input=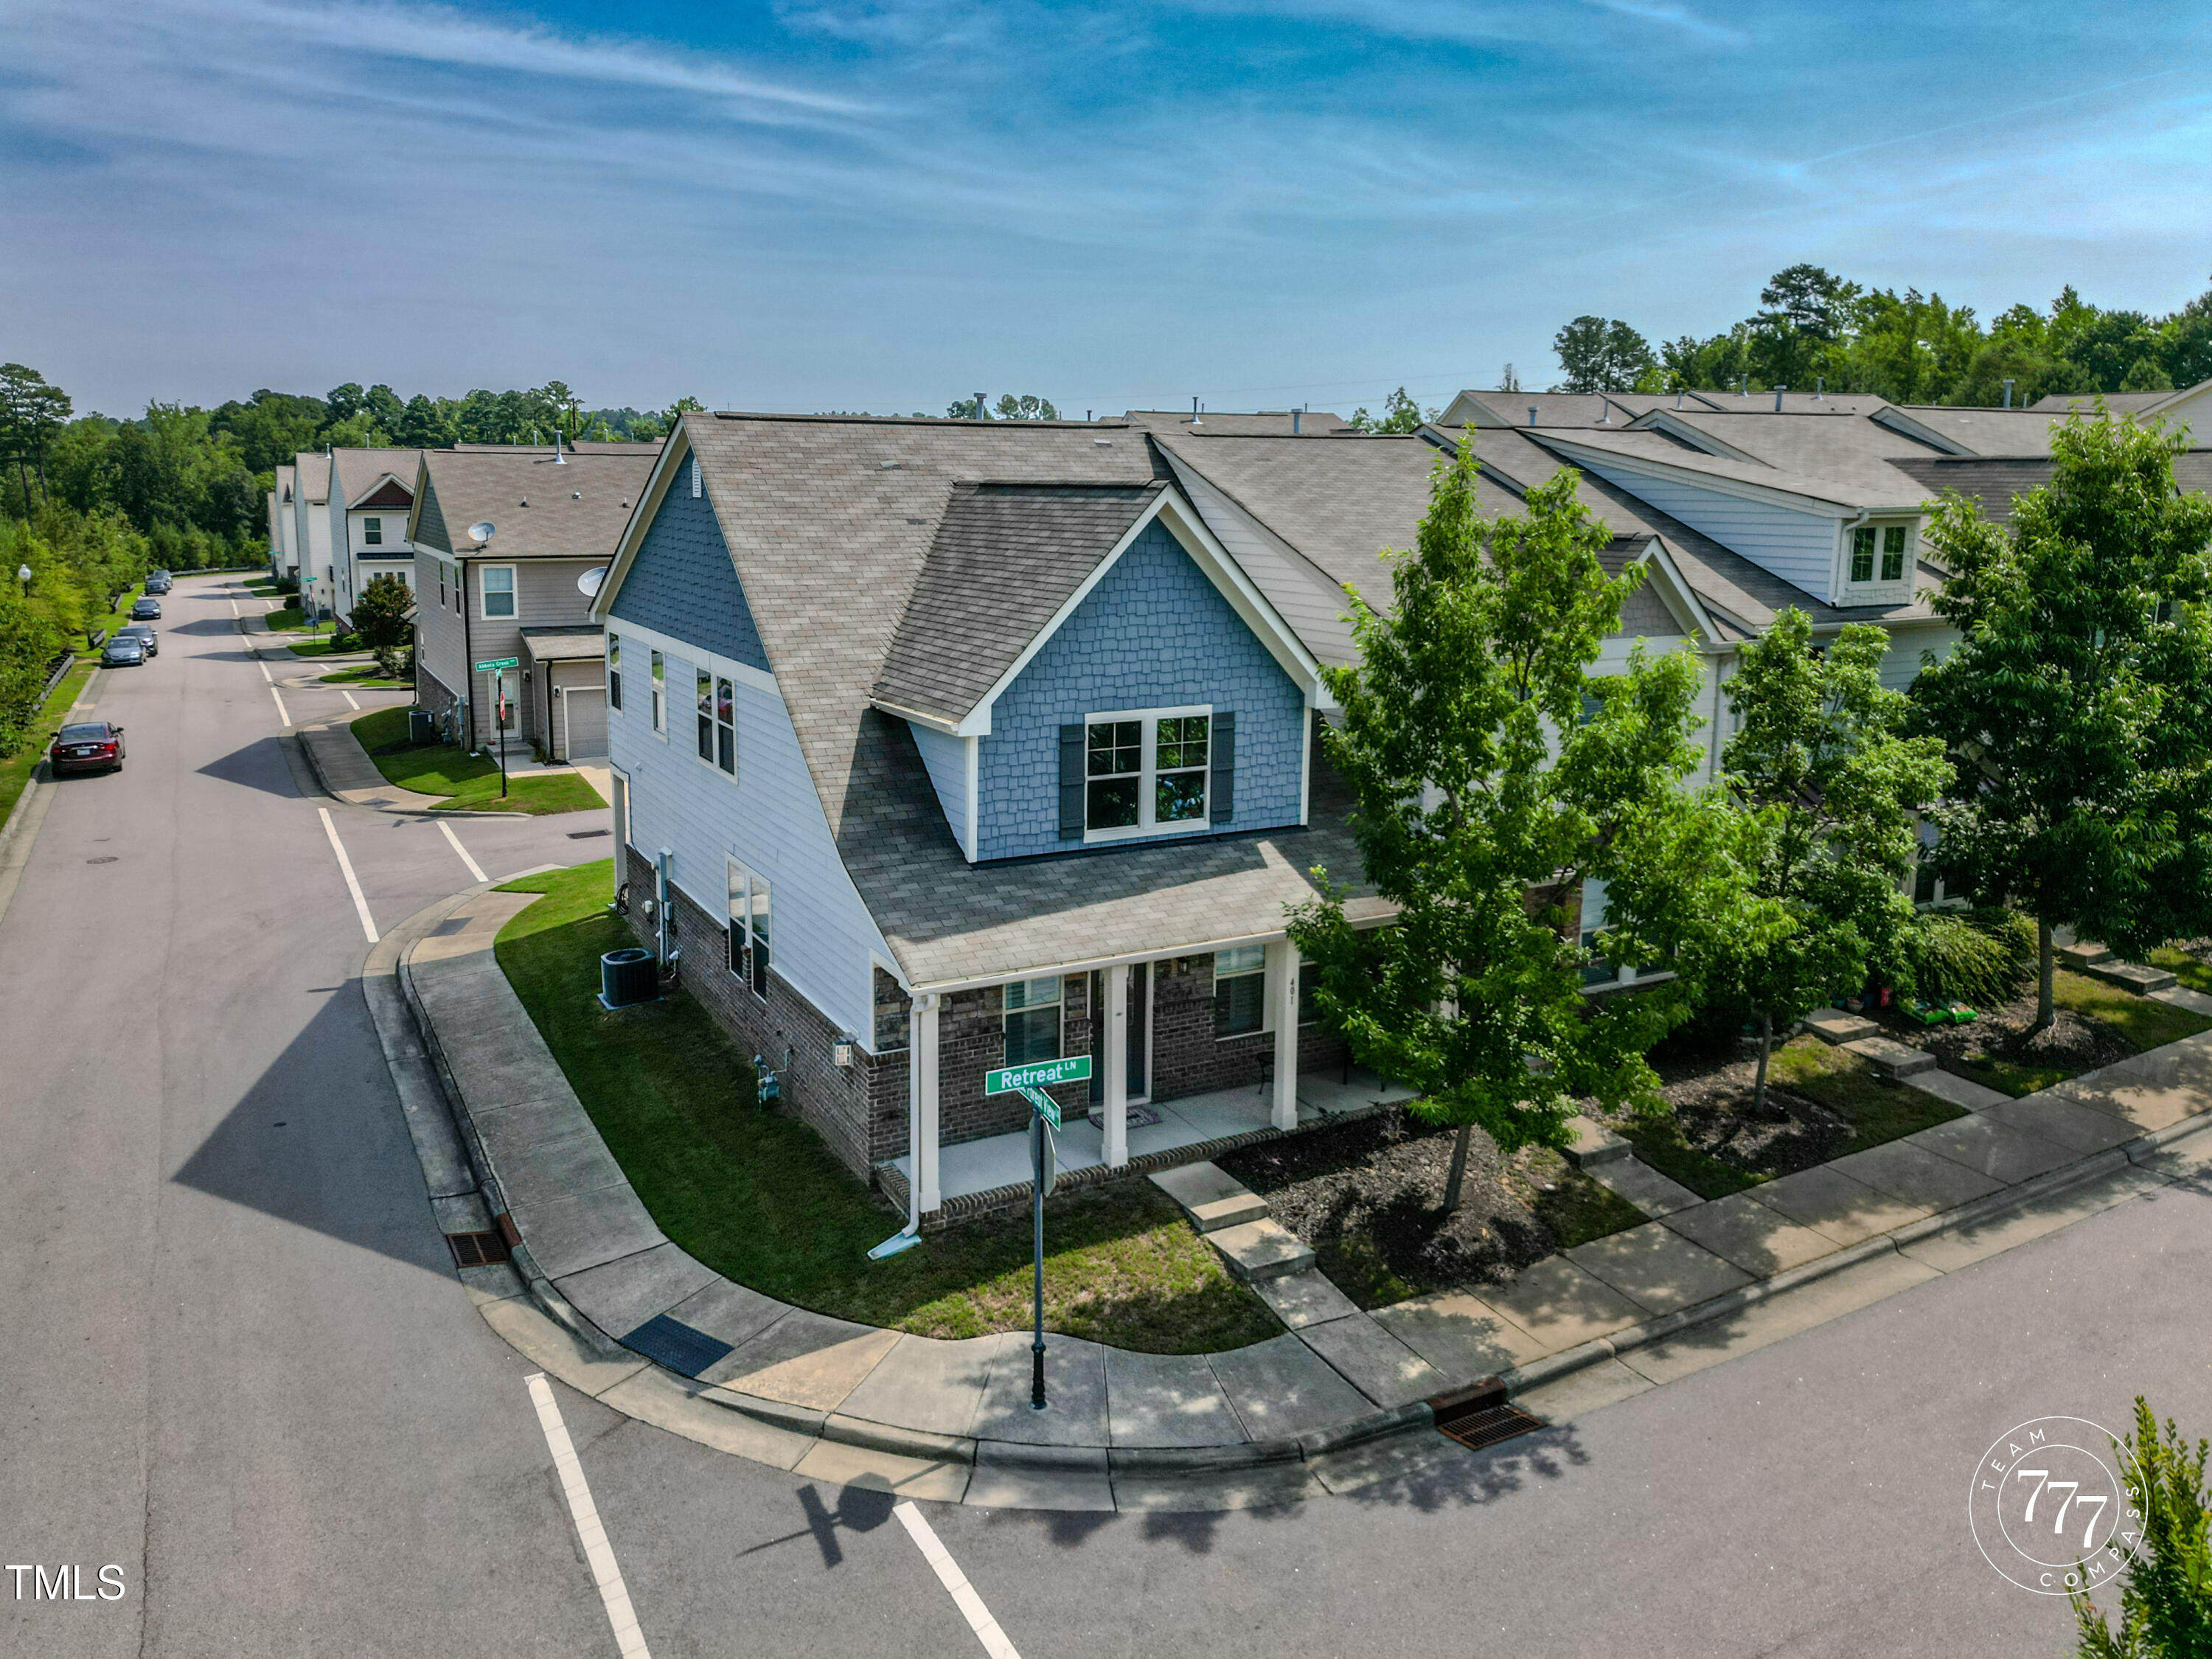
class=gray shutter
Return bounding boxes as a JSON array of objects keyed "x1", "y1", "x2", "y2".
[
  {"x1": 1059, "y1": 725, "x2": 1085, "y2": 840},
  {"x1": 1211, "y1": 711, "x2": 1235, "y2": 823}
]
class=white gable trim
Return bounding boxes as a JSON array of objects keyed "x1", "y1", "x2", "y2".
[
  {"x1": 1868, "y1": 406, "x2": 1975, "y2": 456},
  {"x1": 1622, "y1": 410, "x2": 1764, "y2": 465},
  {"x1": 344, "y1": 471, "x2": 416, "y2": 511},
  {"x1": 1629, "y1": 538, "x2": 1719, "y2": 642},
  {"x1": 592, "y1": 418, "x2": 695, "y2": 625},
  {"x1": 946, "y1": 484, "x2": 1329, "y2": 738}
]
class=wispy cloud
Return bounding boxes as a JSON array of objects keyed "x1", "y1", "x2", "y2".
[{"x1": 4, "y1": 0, "x2": 2210, "y2": 417}]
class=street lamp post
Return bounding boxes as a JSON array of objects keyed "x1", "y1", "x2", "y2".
[{"x1": 15, "y1": 563, "x2": 31, "y2": 599}]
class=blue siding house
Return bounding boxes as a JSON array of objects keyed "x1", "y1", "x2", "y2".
[{"x1": 594, "y1": 415, "x2": 1359, "y2": 1227}]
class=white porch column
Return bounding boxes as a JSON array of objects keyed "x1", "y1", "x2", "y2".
[
  {"x1": 911, "y1": 992, "x2": 942, "y2": 1218},
  {"x1": 1267, "y1": 941, "x2": 1299, "y2": 1130},
  {"x1": 1102, "y1": 963, "x2": 1130, "y2": 1169}
]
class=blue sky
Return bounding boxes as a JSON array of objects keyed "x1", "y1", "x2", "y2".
[{"x1": 4, "y1": 0, "x2": 2211, "y2": 417}]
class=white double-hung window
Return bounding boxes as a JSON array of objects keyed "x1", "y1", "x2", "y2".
[
  {"x1": 480, "y1": 564, "x2": 516, "y2": 618},
  {"x1": 1083, "y1": 706, "x2": 1211, "y2": 841},
  {"x1": 1003, "y1": 977, "x2": 1062, "y2": 1065},
  {"x1": 726, "y1": 858, "x2": 772, "y2": 1000}
]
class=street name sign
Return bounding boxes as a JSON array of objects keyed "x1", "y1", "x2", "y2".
[
  {"x1": 1017, "y1": 1085, "x2": 1061, "y2": 1130},
  {"x1": 984, "y1": 1055, "x2": 1091, "y2": 1096},
  {"x1": 476, "y1": 655, "x2": 519, "y2": 672}
]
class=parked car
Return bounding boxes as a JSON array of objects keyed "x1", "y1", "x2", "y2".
[
  {"x1": 101, "y1": 636, "x2": 146, "y2": 668},
  {"x1": 49, "y1": 720, "x2": 125, "y2": 775},
  {"x1": 130, "y1": 597, "x2": 161, "y2": 621},
  {"x1": 117, "y1": 622, "x2": 159, "y2": 657},
  {"x1": 145, "y1": 574, "x2": 173, "y2": 595}
]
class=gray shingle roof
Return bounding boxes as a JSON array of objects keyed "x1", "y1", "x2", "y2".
[
  {"x1": 292, "y1": 452, "x2": 330, "y2": 504},
  {"x1": 676, "y1": 413, "x2": 1380, "y2": 987},
  {"x1": 330, "y1": 448, "x2": 422, "y2": 507},
  {"x1": 1888, "y1": 450, "x2": 2212, "y2": 526},
  {"x1": 519, "y1": 625, "x2": 606, "y2": 661},
  {"x1": 872, "y1": 481, "x2": 1166, "y2": 726},
  {"x1": 413, "y1": 449, "x2": 657, "y2": 559},
  {"x1": 1124, "y1": 409, "x2": 1355, "y2": 436},
  {"x1": 2028, "y1": 388, "x2": 2173, "y2": 414}
]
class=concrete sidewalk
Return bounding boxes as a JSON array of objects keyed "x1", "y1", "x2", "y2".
[{"x1": 378, "y1": 886, "x2": 2212, "y2": 1512}]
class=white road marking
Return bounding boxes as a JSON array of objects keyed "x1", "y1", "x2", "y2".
[
  {"x1": 270, "y1": 686, "x2": 291, "y2": 726},
  {"x1": 526, "y1": 1374, "x2": 653, "y2": 1659},
  {"x1": 894, "y1": 1501, "x2": 1023, "y2": 1659},
  {"x1": 317, "y1": 807, "x2": 378, "y2": 942},
  {"x1": 341, "y1": 689, "x2": 360, "y2": 711},
  {"x1": 438, "y1": 819, "x2": 487, "y2": 883},
  {"x1": 229, "y1": 599, "x2": 239, "y2": 617},
  {"x1": 257, "y1": 659, "x2": 272, "y2": 683}
]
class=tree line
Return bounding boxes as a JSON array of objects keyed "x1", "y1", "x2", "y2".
[{"x1": 1551, "y1": 264, "x2": 2212, "y2": 406}]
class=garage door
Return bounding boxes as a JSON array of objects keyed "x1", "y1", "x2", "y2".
[{"x1": 559, "y1": 685, "x2": 607, "y2": 759}]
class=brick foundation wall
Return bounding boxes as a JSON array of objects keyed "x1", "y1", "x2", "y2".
[{"x1": 621, "y1": 841, "x2": 902, "y2": 1182}]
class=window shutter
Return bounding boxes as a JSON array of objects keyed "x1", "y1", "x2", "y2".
[
  {"x1": 1058, "y1": 725, "x2": 1085, "y2": 840},
  {"x1": 1210, "y1": 711, "x2": 1235, "y2": 822}
]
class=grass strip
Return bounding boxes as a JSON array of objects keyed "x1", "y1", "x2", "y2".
[
  {"x1": 1949, "y1": 969, "x2": 2212, "y2": 1097},
  {"x1": 1769, "y1": 1037, "x2": 1964, "y2": 1149},
  {"x1": 2150, "y1": 947, "x2": 2212, "y2": 996},
  {"x1": 0, "y1": 657, "x2": 100, "y2": 826},
  {"x1": 352, "y1": 705, "x2": 602, "y2": 815},
  {"x1": 492, "y1": 862, "x2": 1278, "y2": 1352}
]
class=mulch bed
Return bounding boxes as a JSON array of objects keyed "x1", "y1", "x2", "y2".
[
  {"x1": 1872, "y1": 987, "x2": 2131, "y2": 1076},
  {"x1": 1632, "y1": 1043, "x2": 1853, "y2": 1176},
  {"x1": 1217, "y1": 1109, "x2": 1640, "y2": 1307}
]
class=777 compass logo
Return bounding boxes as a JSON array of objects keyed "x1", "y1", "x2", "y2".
[{"x1": 1968, "y1": 1416, "x2": 2149, "y2": 1595}]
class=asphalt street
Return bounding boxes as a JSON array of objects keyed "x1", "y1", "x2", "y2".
[{"x1": 3, "y1": 573, "x2": 2208, "y2": 1658}]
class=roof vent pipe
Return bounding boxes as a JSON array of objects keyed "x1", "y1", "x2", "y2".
[
  {"x1": 553, "y1": 431, "x2": 566, "y2": 465},
  {"x1": 2003, "y1": 379, "x2": 2016, "y2": 409},
  {"x1": 975, "y1": 392, "x2": 987, "y2": 420},
  {"x1": 1676, "y1": 389, "x2": 1686, "y2": 409},
  {"x1": 1527, "y1": 406, "x2": 1537, "y2": 427},
  {"x1": 1774, "y1": 386, "x2": 1787, "y2": 413},
  {"x1": 1292, "y1": 409, "x2": 1301, "y2": 434}
]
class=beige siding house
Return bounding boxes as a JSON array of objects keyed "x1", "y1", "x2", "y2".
[{"x1": 407, "y1": 445, "x2": 658, "y2": 755}]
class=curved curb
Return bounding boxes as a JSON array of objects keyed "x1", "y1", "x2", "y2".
[
  {"x1": 363, "y1": 883, "x2": 1446, "y2": 1508},
  {"x1": 286, "y1": 712, "x2": 531, "y2": 821}
]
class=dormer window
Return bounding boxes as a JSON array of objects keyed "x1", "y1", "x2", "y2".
[
  {"x1": 1082, "y1": 707, "x2": 1211, "y2": 840},
  {"x1": 1848, "y1": 523, "x2": 1911, "y2": 588}
]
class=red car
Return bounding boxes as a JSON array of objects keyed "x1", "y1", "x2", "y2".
[{"x1": 50, "y1": 720, "x2": 125, "y2": 776}]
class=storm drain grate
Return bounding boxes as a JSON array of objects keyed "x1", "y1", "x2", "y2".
[
  {"x1": 622, "y1": 1315, "x2": 734, "y2": 1378},
  {"x1": 447, "y1": 1230, "x2": 510, "y2": 1268},
  {"x1": 568, "y1": 828, "x2": 611, "y2": 840},
  {"x1": 1435, "y1": 1401, "x2": 1546, "y2": 1453}
]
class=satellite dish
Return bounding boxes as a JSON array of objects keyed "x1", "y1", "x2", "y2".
[
  {"x1": 467, "y1": 521, "x2": 496, "y2": 546},
  {"x1": 577, "y1": 566, "x2": 608, "y2": 598}
]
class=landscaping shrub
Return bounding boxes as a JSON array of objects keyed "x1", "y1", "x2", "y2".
[{"x1": 1903, "y1": 906, "x2": 2036, "y2": 1005}]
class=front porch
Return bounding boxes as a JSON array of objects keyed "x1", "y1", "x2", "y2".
[{"x1": 883, "y1": 1064, "x2": 1414, "y2": 1220}]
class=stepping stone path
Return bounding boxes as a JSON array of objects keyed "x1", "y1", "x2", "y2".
[
  {"x1": 2084, "y1": 959, "x2": 2178, "y2": 995},
  {"x1": 2059, "y1": 942, "x2": 2113, "y2": 969},
  {"x1": 1150, "y1": 1166, "x2": 1314, "y2": 1281},
  {"x1": 1804, "y1": 1006, "x2": 1881, "y2": 1045},
  {"x1": 1561, "y1": 1113, "x2": 1702, "y2": 1216},
  {"x1": 1842, "y1": 1034, "x2": 1937, "y2": 1080}
]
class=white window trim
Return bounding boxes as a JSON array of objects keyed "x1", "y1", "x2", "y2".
[
  {"x1": 1002, "y1": 976, "x2": 1065, "y2": 1065},
  {"x1": 1212, "y1": 946, "x2": 1268, "y2": 1041},
  {"x1": 363, "y1": 515, "x2": 384, "y2": 546},
  {"x1": 693, "y1": 666, "x2": 737, "y2": 776},
  {"x1": 649, "y1": 649, "x2": 667, "y2": 740},
  {"x1": 726, "y1": 857, "x2": 772, "y2": 1003},
  {"x1": 1839, "y1": 518, "x2": 1918, "y2": 598},
  {"x1": 1082, "y1": 703, "x2": 1214, "y2": 844},
  {"x1": 479, "y1": 563, "x2": 518, "y2": 620}
]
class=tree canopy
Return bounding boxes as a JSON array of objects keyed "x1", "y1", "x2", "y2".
[
  {"x1": 1913, "y1": 409, "x2": 2212, "y2": 1024},
  {"x1": 1289, "y1": 435, "x2": 1745, "y2": 1207},
  {"x1": 1553, "y1": 265, "x2": 2212, "y2": 406}
]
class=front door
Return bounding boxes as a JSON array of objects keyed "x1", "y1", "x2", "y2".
[{"x1": 1088, "y1": 963, "x2": 1153, "y2": 1106}]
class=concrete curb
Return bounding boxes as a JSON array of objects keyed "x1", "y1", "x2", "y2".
[
  {"x1": 288, "y1": 714, "x2": 529, "y2": 821},
  {"x1": 368, "y1": 880, "x2": 2212, "y2": 1507},
  {"x1": 1495, "y1": 1115, "x2": 2209, "y2": 1399}
]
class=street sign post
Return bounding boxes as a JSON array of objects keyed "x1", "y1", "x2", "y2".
[
  {"x1": 983, "y1": 1054, "x2": 1089, "y2": 1411},
  {"x1": 475, "y1": 657, "x2": 518, "y2": 799}
]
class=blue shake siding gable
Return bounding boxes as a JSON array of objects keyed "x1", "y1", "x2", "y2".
[
  {"x1": 975, "y1": 519, "x2": 1307, "y2": 861},
  {"x1": 609, "y1": 473, "x2": 772, "y2": 673}
]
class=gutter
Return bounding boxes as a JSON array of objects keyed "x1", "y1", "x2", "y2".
[{"x1": 459, "y1": 556, "x2": 475, "y2": 751}]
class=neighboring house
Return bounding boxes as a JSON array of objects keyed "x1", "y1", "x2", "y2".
[
  {"x1": 290, "y1": 452, "x2": 335, "y2": 616},
  {"x1": 1438, "y1": 389, "x2": 1892, "y2": 429},
  {"x1": 267, "y1": 462, "x2": 294, "y2": 580},
  {"x1": 325, "y1": 448, "x2": 422, "y2": 619},
  {"x1": 408, "y1": 445, "x2": 655, "y2": 757},
  {"x1": 2031, "y1": 373, "x2": 2212, "y2": 437},
  {"x1": 1122, "y1": 408, "x2": 1354, "y2": 437}
]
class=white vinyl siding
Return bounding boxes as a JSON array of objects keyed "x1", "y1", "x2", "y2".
[
  {"x1": 605, "y1": 620, "x2": 897, "y2": 1053},
  {"x1": 909, "y1": 722, "x2": 974, "y2": 860},
  {"x1": 1566, "y1": 458, "x2": 1846, "y2": 602}
]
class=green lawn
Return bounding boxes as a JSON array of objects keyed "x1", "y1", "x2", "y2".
[
  {"x1": 285, "y1": 636, "x2": 361, "y2": 659},
  {"x1": 0, "y1": 656, "x2": 100, "y2": 824},
  {"x1": 351, "y1": 706, "x2": 602, "y2": 815},
  {"x1": 2150, "y1": 947, "x2": 2212, "y2": 996},
  {"x1": 1618, "y1": 1037, "x2": 1963, "y2": 1201},
  {"x1": 1952, "y1": 969, "x2": 2212, "y2": 1098},
  {"x1": 493, "y1": 861, "x2": 1281, "y2": 1353},
  {"x1": 265, "y1": 605, "x2": 307, "y2": 632},
  {"x1": 320, "y1": 664, "x2": 408, "y2": 686}
]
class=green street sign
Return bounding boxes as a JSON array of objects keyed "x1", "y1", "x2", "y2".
[
  {"x1": 1018, "y1": 1085, "x2": 1061, "y2": 1131},
  {"x1": 985, "y1": 1054, "x2": 1091, "y2": 1096},
  {"x1": 475, "y1": 655, "x2": 519, "y2": 672}
]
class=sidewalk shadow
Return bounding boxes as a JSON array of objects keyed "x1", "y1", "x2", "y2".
[{"x1": 170, "y1": 987, "x2": 454, "y2": 1279}]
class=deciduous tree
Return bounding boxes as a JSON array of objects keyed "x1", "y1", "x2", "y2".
[
  {"x1": 347, "y1": 573, "x2": 415, "y2": 679},
  {"x1": 1290, "y1": 436, "x2": 1747, "y2": 1209},
  {"x1": 1913, "y1": 411, "x2": 2212, "y2": 1027}
]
